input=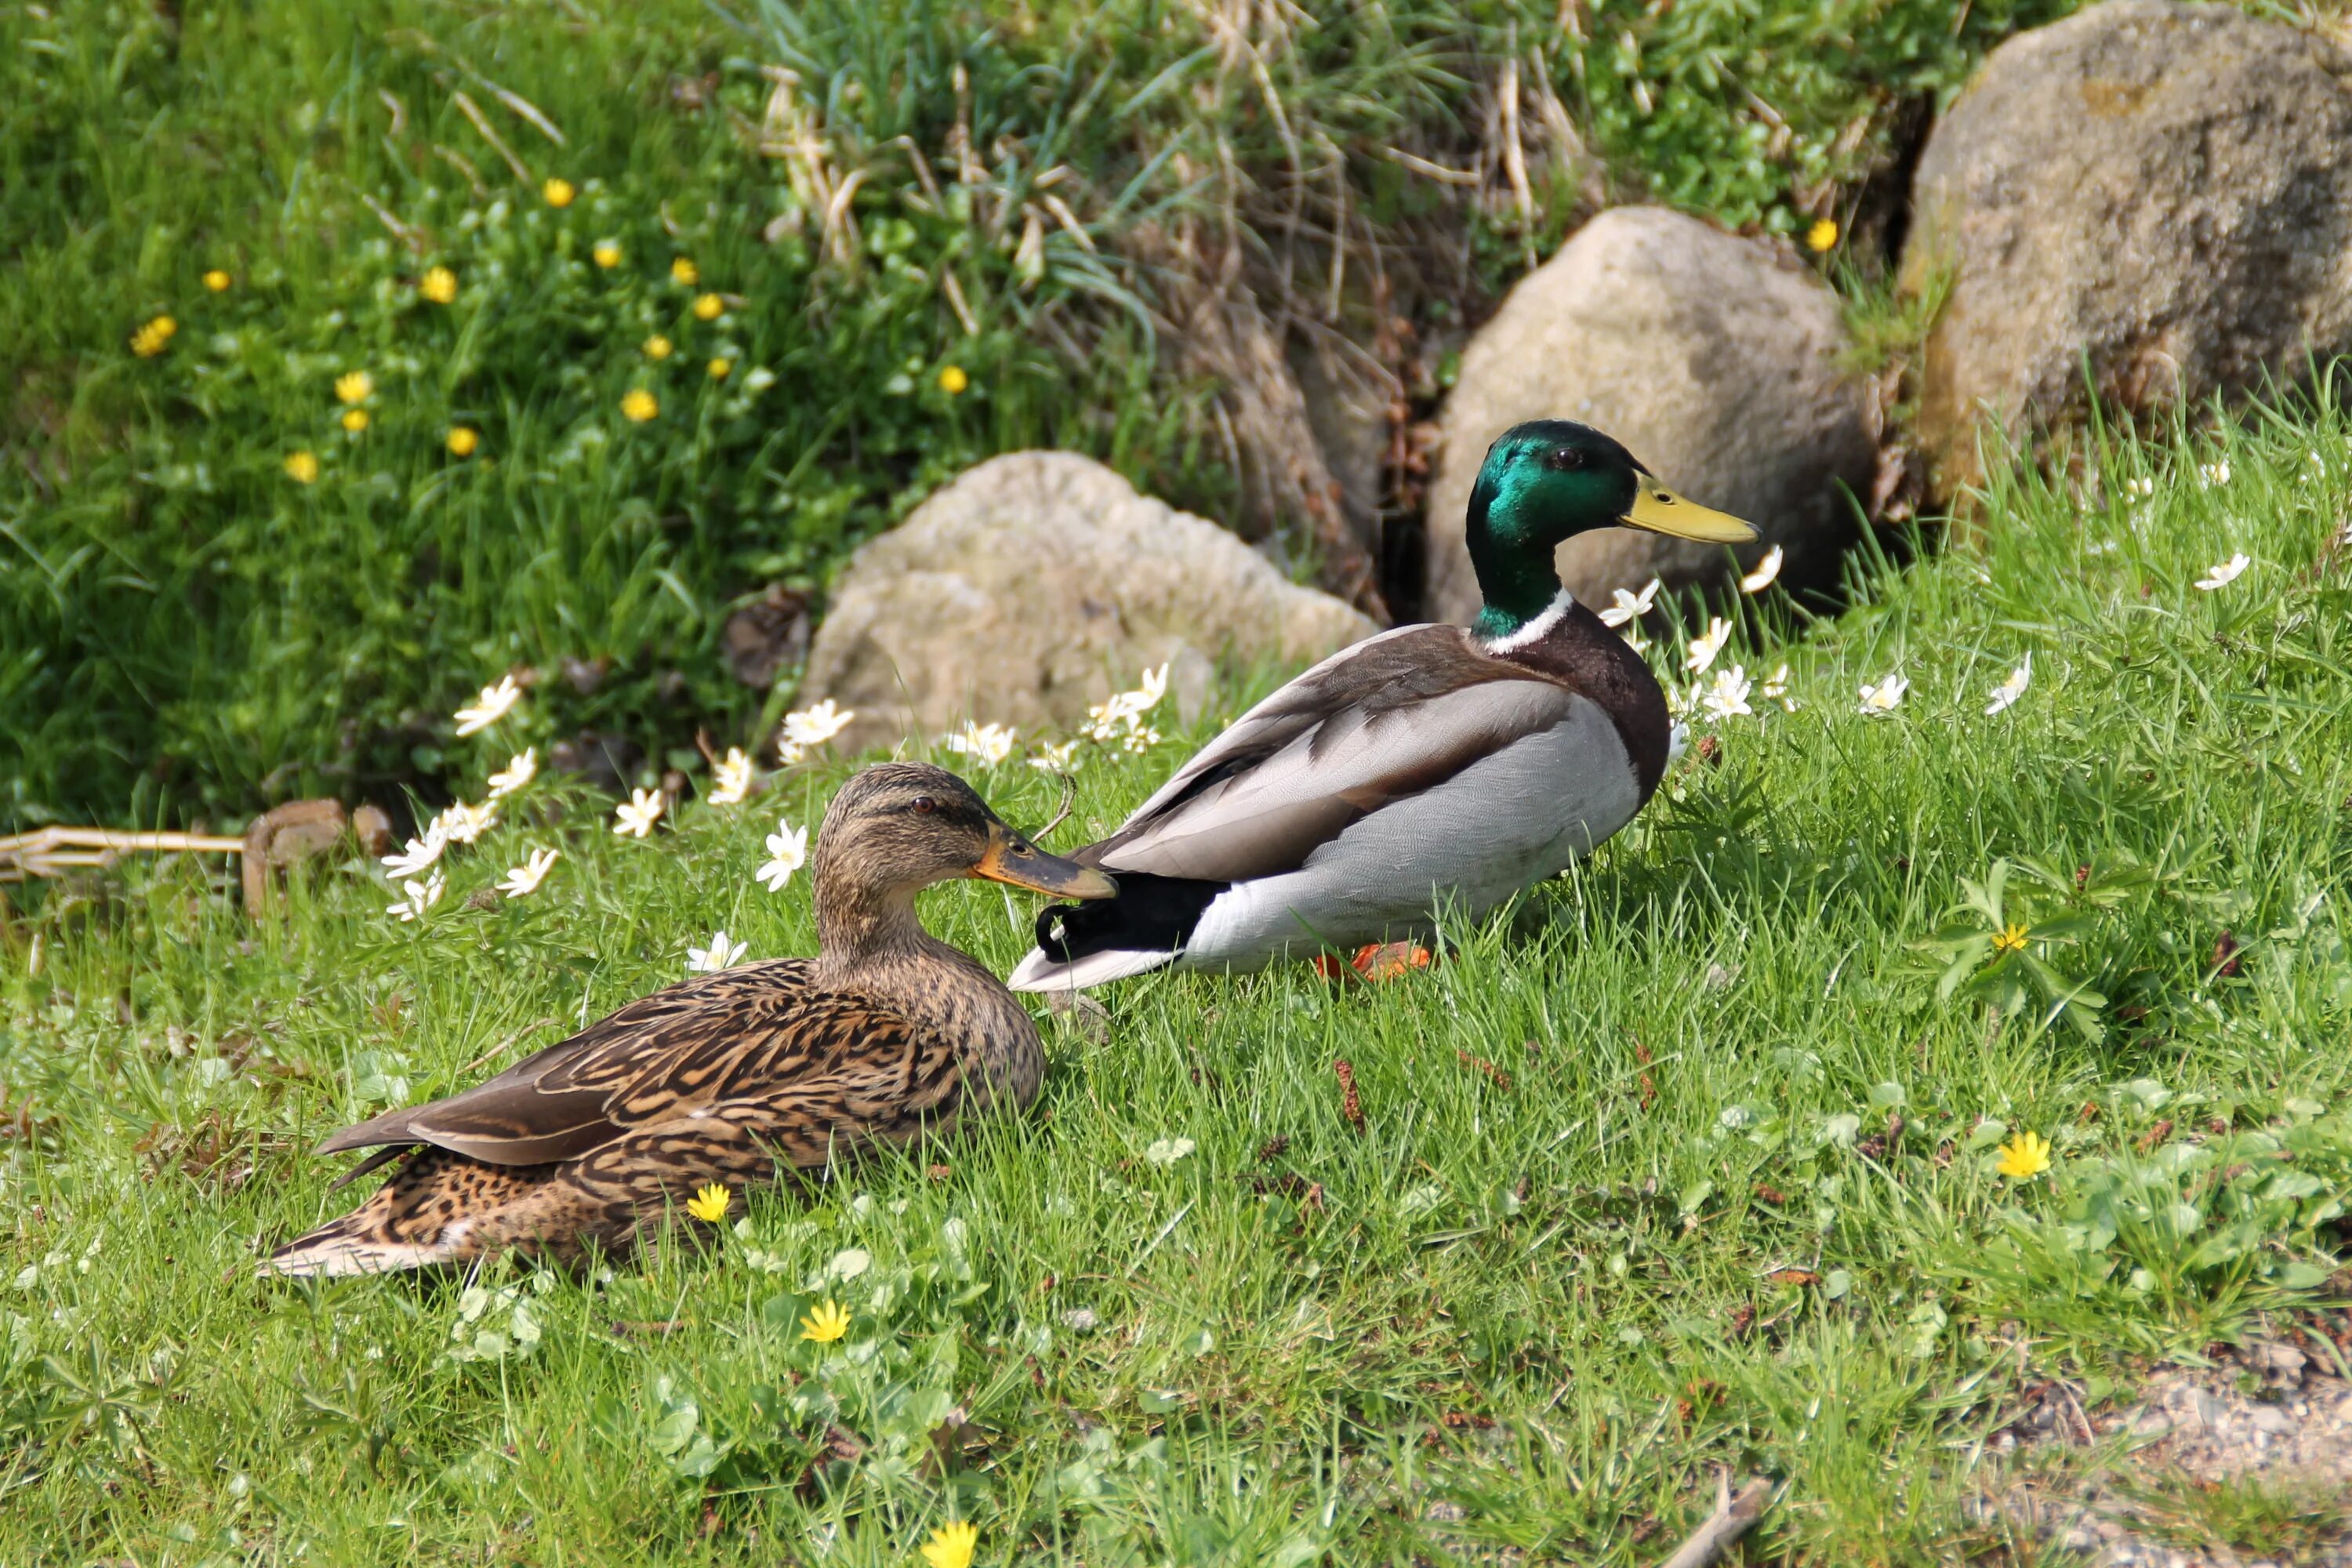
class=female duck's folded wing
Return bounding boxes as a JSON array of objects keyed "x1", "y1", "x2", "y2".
[
  {"x1": 313, "y1": 959, "x2": 825, "y2": 1166},
  {"x1": 1083, "y1": 625, "x2": 1583, "y2": 883}
]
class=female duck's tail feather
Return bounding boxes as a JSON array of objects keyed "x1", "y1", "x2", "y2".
[{"x1": 263, "y1": 1146, "x2": 563, "y2": 1278}]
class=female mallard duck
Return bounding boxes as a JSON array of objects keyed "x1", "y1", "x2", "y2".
[
  {"x1": 268, "y1": 763, "x2": 1112, "y2": 1276},
  {"x1": 1009, "y1": 419, "x2": 1756, "y2": 991}
]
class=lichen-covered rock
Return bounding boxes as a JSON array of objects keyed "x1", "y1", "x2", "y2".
[
  {"x1": 1425, "y1": 206, "x2": 1876, "y2": 626},
  {"x1": 1904, "y1": 0, "x2": 2352, "y2": 483},
  {"x1": 799, "y1": 453, "x2": 1377, "y2": 755}
]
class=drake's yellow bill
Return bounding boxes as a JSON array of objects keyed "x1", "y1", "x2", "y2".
[{"x1": 1624, "y1": 483, "x2": 1758, "y2": 543}]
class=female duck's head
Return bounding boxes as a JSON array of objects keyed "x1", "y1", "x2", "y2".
[
  {"x1": 815, "y1": 762, "x2": 1116, "y2": 905},
  {"x1": 1464, "y1": 420, "x2": 1758, "y2": 641}
]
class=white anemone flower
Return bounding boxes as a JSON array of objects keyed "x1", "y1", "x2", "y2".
[
  {"x1": 1685, "y1": 616, "x2": 1733, "y2": 674},
  {"x1": 434, "y1": 800, "x2": 497, "y2": 844},
  {"x1": 1700, "y1": 665, "x2": 1753, "y2": 721},
  {"x1": 1761, "y1": 663, "x2": 1798, "y2": 712},
  {"x1": 2193, "y1": 553, "x2": 2249, "y2": 592},
  {"x1": 612, "y1": 787, "x2": 665, "y2": 839},
  {"x1": 381, "y1": 827, "x2": 447, "y2": 879},
  {"x1": 757, "y1": 819, "x2": 809, "y2": 892},
  {"x1": 1121, "y1": 725, "x2": 1162, "y2": 754},
  {"x1": 1597, "y1": 577, "x2": 1660, "y2": 629},
  {"x1": 387, "y1": 869, "x2": 445, "y2": 923},
  {"x1": 485, "y1": 747, "x2": 538, "y2": 800},
  {"x1": 707, "y1": 746, "x2": 754, "y2": 806},
  {"x1": 2198, "y1": 459, "x2": 2231, "y2": 488},
  {"x1": 496, "y1": 848, "x2": 560, "y2": 898},
  {"x1": 944, "y1": 720, "x2": 1018, "y2": 765},
  {"x1": 1857, "y1": 673, "x2": 1909, "y2": 716},
  {"x1": 781, "y1": 699, "x2": 855, "y2": 751},
  {"x1": 1739, "y1": 545, "x2": 1784, "y2": 594},
  {"x1": 453, "y1": 675, "x2": 523, "y2": 736},
  {"x1": 687, "y1": 930, "x2": 748, "y2": 974},
  {"x1": 1984, "y1": 654, "x2": 2032, "y2": 717}
]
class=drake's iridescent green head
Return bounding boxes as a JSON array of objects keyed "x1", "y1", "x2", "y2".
[{"x1": 1465, "y1": 420, "x2": 1758, "y2": 642}]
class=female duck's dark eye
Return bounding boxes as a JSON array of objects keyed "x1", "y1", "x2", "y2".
[
  {"x1": 910, "y1": 796, "x2": 937, "y2": 815},
  {"x1": 1547, "y1": 446, "x2": 1585, "y2": 472}
]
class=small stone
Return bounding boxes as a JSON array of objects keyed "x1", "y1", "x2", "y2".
[
  {"x1": 2246, "y1": 1403, "x2": 2294, "y2": 1436},
  {"x1": 2244, "y1": 1338, "x2": 2307, "y2": 1387}
]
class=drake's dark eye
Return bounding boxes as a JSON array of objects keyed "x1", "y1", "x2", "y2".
[
  {"x1": 910, "y1": 795, "x2": 937, "y2": 815},
  {"x1": 1547, "y1": 445, "x2": 1585, "y2": 472}
]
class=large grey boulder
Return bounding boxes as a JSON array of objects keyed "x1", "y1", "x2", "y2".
[
  {"x1": 1425, "y1": 206, "x2": 1876, "y2": 627},
  {"x1": 1904, "y1": 0, "x2": 2352, "y2": 484},
  {"x1": 799, "y1": 452, "x2": 1377, "y2": 755}
]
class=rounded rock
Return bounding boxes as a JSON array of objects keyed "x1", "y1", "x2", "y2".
[
  {"x1": 1903, "y1": 0, "x2": 2352, "y2": 484},
  {"x1": 798, "y1": 453, "x2": 1377, "y2": 754}
]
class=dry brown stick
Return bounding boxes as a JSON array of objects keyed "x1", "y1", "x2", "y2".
[
  {"x1": 1655, "y1": 1473, "x2": 1773, "y2": 1568},
  {"x1": 452, "y1": 89, "x2": 535, "y2": 187},
  {"x1": 1, "y1": 828, "x2": 246, "y2": 880}
]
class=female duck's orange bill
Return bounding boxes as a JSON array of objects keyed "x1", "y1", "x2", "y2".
[{"x1": 971, "y1": 823, "x2": 1117, "y2": 900}]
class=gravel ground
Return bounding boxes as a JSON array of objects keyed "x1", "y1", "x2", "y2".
[{"x1": 1982, "y1": 1329, "x2": 2352, "y2": 1566}]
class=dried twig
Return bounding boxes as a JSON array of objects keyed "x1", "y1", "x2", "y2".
[
  {"x1": 1, "y1": 828, "x2": 245, "y2": 883},
  {"x1": 452, "y1": 89, "x2": 536, "y2": 187},
  {"x1": 1033, "y1": 773, "x2": 1078, "y2": 842},
  {"x1": 1654, "y1": 1473, "x2": 1773, "y2": 1568},
  {"x1": 1334, "y1": 1059, "x2": 1364, "y2": 1132}
]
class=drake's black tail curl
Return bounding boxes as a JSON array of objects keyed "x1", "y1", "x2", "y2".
[{"x1": 1033, "y1": 872, "x2": 1229, "y2": 964}]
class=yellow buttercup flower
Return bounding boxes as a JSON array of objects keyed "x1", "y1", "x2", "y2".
[
  {"x1": 446, "y1": 426, "x2": 479, "y2": 457},
  {"x1": 1996, "y1": 1130, "x2": 2053, "y2": 1182},
  {"x1": 1991, "y1": 922, "x2": 2030, "y2": 956},
  {"x1": 1806, "y1": 217, "x2": 1838, "y2": 253},
  {"x1": 644, "y1": 334, "x2": 673, "y2": 361},
  {"x1": 671, "y1": 256, "x2": 699, "y2": 286},
  {"x1": 799, "y1": 1298, "x2": 851, "y2": 1345},
  {"x1": 335, "y1": 370, "x2": 372, "y2": 405},
  {"x1": 285, "y1": 450, "x2": 320, "y2": 484},
  {"x1": 692, "y1": 292, "x2": 724, "y2": 321},
  {"x1": 685, "y1": 1183, "x2": 731, "y2": 1223},
  {"x1": 420, "y1": 265, "x2": 458, "y2": 304},
  {"x1": 202, "y1": 270, "x2": 231, "y2": 292},
  {"x1": 130, "y1": 315, "x2": 176, "y2": 358},
  {"x1": 341, "y1": 408, "x2": 369, "y2": 434},
  {"x1": 593, "y1": 241, "x2": 621, "y2": 269},
  {"x1": 707, "y1": 358, "x2": 731, "y2": 380},
  {"x1": 621, "y1": 388, "x2": 659, "y2": 423},
  {"x1": 920, "y1": 1522, "x2": 978, "y2": 1568},
  {"x1": 938, "y1": 365, "x2": 969, "y2": 395},
  {"x1": 543, "y1": 176, "x2": 575, "y2": 209}
]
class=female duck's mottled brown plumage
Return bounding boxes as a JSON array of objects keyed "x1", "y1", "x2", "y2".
[{"x1": 267, "y1": 763, "x2": 1114, "y2": 1278}]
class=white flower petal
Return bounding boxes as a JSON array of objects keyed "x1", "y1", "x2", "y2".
[
  {"x1": 496, "y1": 848, "x2": 560, "y2": 898},
  {"x1": 1739, "y1": 545, "x2": 1784, "y2": 594},
  {"x1": 453, "y1": 675, "x2": 524, "y2": 736},
  {"x1": 485, "y1": 747, "x2": 538, "y2": 800},
  {"x1": 2192, "y1": 552, "x2": 2249, "y2": 591}
]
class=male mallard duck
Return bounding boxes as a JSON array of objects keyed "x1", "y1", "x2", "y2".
[
  {"x1": 268, "y1": 763, "x2": 1112, "y2": 1276},
  {"x1": 1008, "y1": 420, "x2": 1756, "y2": 991}
]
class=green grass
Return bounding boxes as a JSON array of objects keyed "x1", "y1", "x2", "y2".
[
  {"x1": 5, "y1": 0, "x2": 2159, "y2": 829},
  {"x1": 5, "y1": 404, "x2": 2351, "y2": 1563}
]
